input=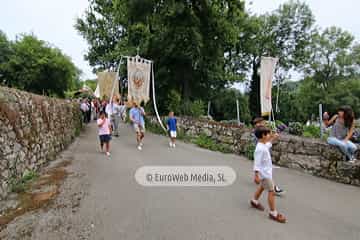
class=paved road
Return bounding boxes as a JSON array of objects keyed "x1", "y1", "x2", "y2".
[
  {"x1": 3, "y1": 122, "x2": 357, "y2": 240},
  {"x1": 62, "y1": 122, "x2": 360, "y2": 240}
]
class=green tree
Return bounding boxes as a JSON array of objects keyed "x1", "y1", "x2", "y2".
[
  {"x1": 233, "y1": 0, "x2": 315, "y2": 117},
  {"x1": 0, "y1": 31, "x2": 13, "y2": 85},
  {"x1": 304, "y1": 26, "x2": 358, "y2": 90},
  {"x1": 84, "y1": 79, "x2": 97, "y2": 91},
  {"x1": 274, "y1": 81, "x2": 307, "y2": 123},
  {"x1": 0, "y1": 33, "x2": 80, "y2": 97},
  {"x1": 211, "y1": 88, "x2": 251, "y2": 123},
  {"x1": 75, "y1": 0, "x2": 247, "y2": 107},
  {"x1": 296, "y1": 77, "x2": 360, "y2": 121}
]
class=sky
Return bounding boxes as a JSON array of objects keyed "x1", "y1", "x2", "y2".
[{"x1": 0, "y1": 0, "x2": 359, "y2": 82}]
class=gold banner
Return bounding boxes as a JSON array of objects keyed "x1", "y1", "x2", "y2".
[{"x1": 96, "y1": 72, "x2": 120, "y2": 100}]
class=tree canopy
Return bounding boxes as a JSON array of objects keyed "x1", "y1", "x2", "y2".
[
  {"x1": 76, "y1": 0, "x2": 247, "y2": 104},
  {"x1": 76, "y1": 0, "x2": 360, "y2": 122},
  {"x1": 0, "y1": 32, "x2": 81, "y2": 97}
]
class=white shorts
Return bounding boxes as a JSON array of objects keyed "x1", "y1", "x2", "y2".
[{"x1": 169, "y1": 131, "x2": 177, "y2": 138}]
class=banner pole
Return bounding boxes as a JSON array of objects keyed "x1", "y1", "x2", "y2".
[
  {"x1": 151, "y1": 62, "x2": 167, "y2": 132},
  {"x1": 109, "y1": 56, "x2": 123, "y2": 103},
  {"x1": 319, "y1": 103, "x2": 323, "y2": 139}
]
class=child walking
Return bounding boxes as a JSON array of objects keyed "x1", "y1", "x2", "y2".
[
  {"x1": 252, "y1": 117, "x2": 284, "y2": 195},
  {"x1": 129, "y1": 102, "x2": 146, "y2": 150},
  {"x1": 250, "y1": 126, "x2": 286, "y2": 223},
  {"x1": 97, "y1": 111, "x2": 112, "y2": 156},
  {"x1": 167, "y1": 111, "x2": 177, "y2": 148}
]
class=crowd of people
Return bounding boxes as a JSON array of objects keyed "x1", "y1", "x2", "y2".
[{"x1": 79, "y1": 97, "x2": 128, "y2": 156}]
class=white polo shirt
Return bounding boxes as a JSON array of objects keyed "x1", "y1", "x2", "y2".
[{"x1": 253, "y1": 142, "x2": 273, "y2": 180}]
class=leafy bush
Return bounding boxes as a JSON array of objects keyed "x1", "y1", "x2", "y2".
[
  {"x1": 176, "y1": 128, "x2": 192, "y2": 142},
  {"x1": 166, "y1": 89, "x2": 182, "y2": 114},
  {"x1": 180, "y1": 100, "x2": 205, "y2": 117},
  {"x1": 288, "y1": 122, "x2": 304, "y2": 136},
  {"x1": 303, "y1": 125, "x2": 321, "y2": 138},
  {"x1": 9, "y1": 170, "x2": 38, "y2": 193},
  {"x1": 192, "y1": 134, "x2": 232, "y2": 153},
  {"x1": 189, "y1": 100, "x2": 206, "y2": 117},
  {"x1": 144, "y1": 118, "x2": 166, "y2": 136}
]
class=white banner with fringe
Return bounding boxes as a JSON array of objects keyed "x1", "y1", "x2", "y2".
[
  {"x1": 127, "y1": 56, "x2": 151, "y2": 104},
  {"x1": 260, "y1": 57, "x2": 278, "y2": 116}
]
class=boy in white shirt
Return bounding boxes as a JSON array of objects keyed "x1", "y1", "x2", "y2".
[{"x1": 250, "y1": 126, "x2": 286, "y2": 223}]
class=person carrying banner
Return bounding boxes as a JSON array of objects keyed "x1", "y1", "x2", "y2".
[
  {"x1": 119, "y1": 100, "x2": 127, "y2": 122},
  {"x1": 112, "y1": 97, "x2": 122, "y2": 137},
  {"x1": 129, "y1": 101, "x2": 146, "y2": 150}
]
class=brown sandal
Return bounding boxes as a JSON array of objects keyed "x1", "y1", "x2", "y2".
[
  {"x1": 269, "y1": 213, "x2": 286, "y2": 223},
  {"x1": 250, "y1": 200, "x2": 265, "y2": 211}
]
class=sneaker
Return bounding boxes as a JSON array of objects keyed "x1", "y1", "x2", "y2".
[
  {"x1": 137, "y1": 145, "x2": 142, "y2": 151},
  {"x1": 106, "y1": 152, "x2": 111, "y2": 156},
  {"x1": 274, "y1": 185, "x2": 285, "y2": 195},
  {"x1": 173, "y1": 143, "x2": 176, "y2": 148},
  {"x1": 169, "y1": 142, "x2": 173, "y2": 147}
]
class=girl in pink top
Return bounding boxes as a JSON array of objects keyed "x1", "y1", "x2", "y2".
[{"x1": 97, "y1": 111, "x2": 112, "y2": 156}]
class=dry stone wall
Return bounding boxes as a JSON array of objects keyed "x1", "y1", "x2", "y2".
[
  {"x1": 0, "y1": 86, "x2": 82, "y2": 199},
  {"x1": 149, "y1": 116, "x2": 360, "y2": 186}
]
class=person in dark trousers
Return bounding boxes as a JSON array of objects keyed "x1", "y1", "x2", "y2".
[
  {"x1": 80, "y1": 99, "x2": 89, "y2": 123},
  {"x1": 86, "y1": 98, "x2": 92, "y2": 123}
]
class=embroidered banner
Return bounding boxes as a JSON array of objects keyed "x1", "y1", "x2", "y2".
[
  {"x1": 96, "y1": 72, "x2": 120, "y2": 100},
  {"x1": 260, "y1": 57, "x2": 278, "y2": 116},
  {"x1": 127, "y1": 56, "x2": 151, "y2": 104}
]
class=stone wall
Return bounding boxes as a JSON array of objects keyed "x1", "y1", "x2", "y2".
[
  {"x1": 148, "y1": 116, "x2": 360, "y2": 186},
  {"x1": 0, "y1": 87, "x2": 82, "y2": 199}
]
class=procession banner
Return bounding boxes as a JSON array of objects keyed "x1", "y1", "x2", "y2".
[
  {"x1": 260, "y1": 57, "x2": 278, "y2": 116},
  {"x1": 127, "y1": 56, "x2": 151, "y2": 104},
  {"x1": 94, "y1": 83, "x2": 100, "y2": 98},
  {"x1": 97, "y1": 71, "x2": 120, "y2": 100}
]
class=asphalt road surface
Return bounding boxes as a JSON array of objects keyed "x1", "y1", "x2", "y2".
[{"x1": 3, "y1": 122, "x2": 360, "y2": 240}]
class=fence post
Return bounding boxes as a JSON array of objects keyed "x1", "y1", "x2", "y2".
[
  {"x1": 236, "y1": 99, "x2": 240, "y2": 126},
  {"x1": 207, "y1": 101, "x2": 211, "y2": 117}
]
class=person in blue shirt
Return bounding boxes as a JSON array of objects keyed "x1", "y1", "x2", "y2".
[
  {"x1": 167, "y1": 111, "x2": 177, "y2": 148},
  {"x1": 129, "y1": 101, "x2": 146, "y2": 150}
]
